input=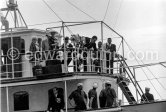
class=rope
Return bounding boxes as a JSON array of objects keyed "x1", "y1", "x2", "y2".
[
  {"x1": 160, "y1": 63, "x2": 166, "y2": 68},
  {"x1": 63, "y1": 23, "x2": 74, "y2": 35},
  {"x1": 123, "y1": 39, "x2": 163, "y2": 99},
  {"x1": 9, "y1": 11, "x2": 14, "y2": 23},
  {"x1": 132, "y1": 61, "x2": 166, "y2": 68},
  {"x1": 113, "y1": 0, "x2": 123, "y2": 28},
  {"x1": 42, "y1": 0, "x2": 74, "y2": 35},
  {"x1": 124, "y1": 39, "x2": 166, "y2": 90},
  {"x1": 137, "y1": 77, "x2": 166, "y2": 83},
  {"x1": 42, "y1": 0, "x2": 63, "y2": 21},
  {"x1": 117, "y1": 41, "x2": 122, "y2": 52},
  {"x1": 65, "y1": 0, "x2": 96, "y2": 21},
  {"x1": 28, "y1": 21, "x2": 61, "y2": 27},
  {"x1": 18, "y1": 12, "x2": 23, "y2": 27},
  {"x1": 103, "y1": 0, "x2": 111, "y2": 21},
  {"x1": 146, "y1": 67, "x2": 166, "y2": 90}
]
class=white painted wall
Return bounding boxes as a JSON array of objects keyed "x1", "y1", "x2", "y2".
[{"x1": 1, "y1": 78, "x2": 117, "y2": 112}]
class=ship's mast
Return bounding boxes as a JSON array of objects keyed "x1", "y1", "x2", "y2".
[{"x1": 0, "y1": 0, "x2": 28, "y2": 30}]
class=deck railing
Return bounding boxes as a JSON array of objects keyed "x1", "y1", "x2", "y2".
[{"x1": 0, "y1": 48, "x2": 124, "y2": 79}]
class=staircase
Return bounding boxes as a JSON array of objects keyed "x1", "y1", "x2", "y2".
[
  {"x1": 118, "y1": 77, "x2": 136, "y2": 104},
  {"x1": 117, "y1": 55, "x2": 148, "y2": 104}
]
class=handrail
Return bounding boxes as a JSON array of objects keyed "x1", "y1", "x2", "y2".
[
  {"x1": 1, "y1": 48, "x2": 122, "y2": 79},
  {"x1": 117, "y1": 55, "x2": 149, "y2": 103}
]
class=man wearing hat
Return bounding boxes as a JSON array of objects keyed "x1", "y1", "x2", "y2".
[
  {"x1": 42, "y1": 30, "x2": 59, "y2": 51},
  {"x1": 88, "y1": 83, "x2": 98, "y2": 109},
  {"x1": 48, "y1": 30, "x2": 59, "y2": 50},
  {"x1": 141, "y1": 87, "x2": 154, "y2": 102},
  {"x1": 68, "y1": 83, "x2": 88, "y2": 111},
  {"x1": 99, "y1": 81, "x2": 116, "y2": 108}
]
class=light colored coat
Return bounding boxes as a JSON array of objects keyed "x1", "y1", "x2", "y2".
[{"x1": 42, "y1": 39, "x2": 49, "y2": 51}]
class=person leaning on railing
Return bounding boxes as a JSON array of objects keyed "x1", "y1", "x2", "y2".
[
  {"x1": 84, "y1": 36, "x2": 98, "y2": 72},
  {"x1": 103, "y1": 38, "x2": 116, "y2": 74},
  {"x1": 29, "y1": 37, "x2": 40, "y2": 65},
  {"x1": 61, "y1": 36, "x2": 73, "y2": 66},
  {"x1": 85, "y1": 36, "x2": 98, "y2": 51},
  {"x1": 72, "y1": 43, "x2": 83, "y2": 72},
  {"x1": 42, "y1": 30, "x2": 54, "y2": 66},
  {"x1": 94, "y1": 41, "x2": 102, "y2": 72},
  {"x1": 83, "y1": 37, "x2": 91, "y2": 72},
  {"x1": 43, "y1": 30, "x2": 61, "y2": 66}
]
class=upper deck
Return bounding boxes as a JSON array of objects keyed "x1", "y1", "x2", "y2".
[{"x1": 0, "y1": 21, "x2": 126, "y2": 85}]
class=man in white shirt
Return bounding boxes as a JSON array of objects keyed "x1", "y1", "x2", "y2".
[{"x1": 103, "y1": 38, "x2": 116, "y2": 74}]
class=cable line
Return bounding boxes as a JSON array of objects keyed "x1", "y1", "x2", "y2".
[
  {"x1": 28, "y1": 21, "x2": 61, "y2": 27},
  {"x1": 103, "y1": 0, "x2": 111, "y2": 21},
  {"x1": 137, "y1": 77, "x2": 166, "y2": 83},
  {"x1": 124, "y1": 39, "x2": 166, "y2": 90},
  {"x1": 65, "y1": 0, "x2": 96, "y2": 21},
  {"x1": 123, "y1": 39, "x2": 163, "y2": 99},
  {"x1": 113, "y1": 0, "x2": 123, "y2": 28},
  {"x1": 42, "y1": 0, "x2": 63, "y2": 21},
  {"x1": 42, "y1": 0, "x2": 74, "y2": 35}
]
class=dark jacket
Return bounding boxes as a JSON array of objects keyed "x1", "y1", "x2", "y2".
[
  {"x1": 105, "y1": 44, "x2": 116, "y2": 61},
  {"x1": 47, "y1": 89, "x2": 65, "y2": 112},
  {"x1": 69, "y1": 89, "x2": 87, "y2": 111},
  {"x1": 84, "y1": 42, "x2": 97, "y2": 51},
  {"x1": 141, "y1": 93, "x2": 154, "y2": 102},
  {"x1": 105, "y1": 43, "x2": 116, "y2": 52},
  {"x1": 29, "y1": 42, "x2": 39, "y2": 61},
  {"x1": 30, "y1": 42, "x2": 38, "y2": 52},
  {"x1": 88, "y1": 89, "x2": 98, "y2": 109},
  {"x1": 99, "y1": 88, "x2": 116, "y2": 108}
]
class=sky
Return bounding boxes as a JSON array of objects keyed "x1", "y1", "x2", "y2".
[{"x1": 1, "y1": 0, "x2": 166, "y2": 102}]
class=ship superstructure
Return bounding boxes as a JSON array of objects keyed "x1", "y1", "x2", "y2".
[{"x1": 1, "y1": 1, "x2": 166, "y2": 112}]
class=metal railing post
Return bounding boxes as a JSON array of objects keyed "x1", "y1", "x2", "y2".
[
  {"x1": 0, "y1": 36, "x2": 1, "y2": 74},
  {"x1": 101, "y1": 21, "x2": 104, "y2": 73},
  {"x1": 6, "y1": 86, "x2": 10, "y2": 112},
  {"x1": 10, "y1": 28, "x2": 15, "y2": 79},
  {"x1": 133, "y1": 67, "x2": 139, "y2": 102},
  {"x1": 64, "y1": 81, "x2": 68, "y2": 112},
  {"x1": 62, "y1": 22, "x2": 67, "y2": 73}
]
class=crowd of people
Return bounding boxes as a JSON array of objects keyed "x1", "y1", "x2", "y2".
[
  {"x1": 47, "y1": 81, "x2": 117, "y2": 112},
  {"x1": 29, "y1": 30, "x2": 117, "y2": 74},
  {"x1": 47, "y1": 82, "x2": 154, "y2": 112}
]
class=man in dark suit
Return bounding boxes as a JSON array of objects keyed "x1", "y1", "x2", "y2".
[
  {"x1": 47, "y1": 87, "x2": 64, "y2": 112},
  {"x1": 94, "y1": 41, "x2": 102, "y2": 72},
  {"x1": 104, "y1": 38, "x2": 116, "y2": 74},
  {"x1": 84, "y1": 36, "x2": 98, "y2": 72},
  {"x1": 85, "y1": 36, "x2": 97, "y2": 51}
]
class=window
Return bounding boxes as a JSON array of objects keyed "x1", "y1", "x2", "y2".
[
  {"x1": 21, "y1": 38, "x2": 25, "y2": 53},
  {"x1": 1, "y1": 37, "x2": 23, "y2": 78},
  {"x1": 14, "y1": 91, "x2": 29, "y2": 111}
]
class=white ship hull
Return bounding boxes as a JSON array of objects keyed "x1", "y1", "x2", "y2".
[
  {"x1": 1, "y1": 74, "x2": 165, "y2": 112},
  {"x1": 1, "y1": 75, "x2": 117, "y2": 112},
  {"x1": 84, "y1": 101, "x2": 166, "y2": 112},
  {"x1": 121, "y1": 101, "x2": 166, "y2": 112}
]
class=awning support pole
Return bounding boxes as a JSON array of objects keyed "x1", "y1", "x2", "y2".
[
  {"x1": 64, "y1": 80, "x2": 68, "y2": 112},
  {"x1": 6, "y1": 86, "x2": 10, "y2": 112}
]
